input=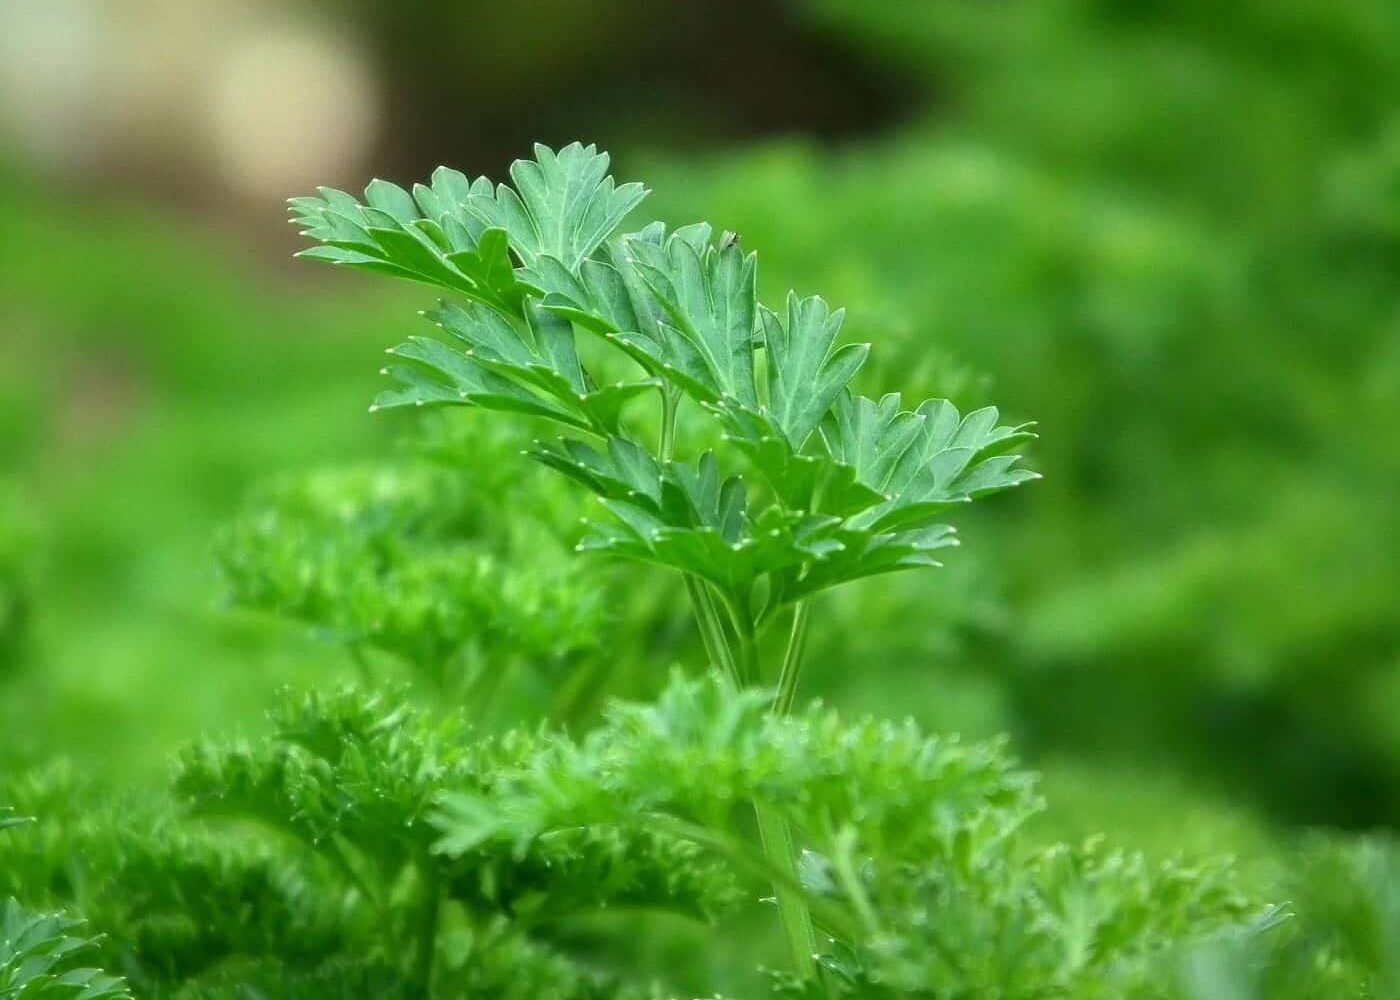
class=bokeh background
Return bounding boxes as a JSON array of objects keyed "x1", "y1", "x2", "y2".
[{"x1": 2, "y1": 0, "x2": 1399, "y2": 887}]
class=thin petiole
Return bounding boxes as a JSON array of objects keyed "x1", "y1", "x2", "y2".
[
  {"x1": 661, "y1": 385, "x2": 743, "y2": 687},
  {"x1": 687, "y1": 576, "x2": 742, "y2": 686},
  {"x1": 772, "y1": 600, "x2": 811, "y2": 716},
  {"x1": 659, "y1": 383, "x2": 680, "y2": 459},
  {"x1": 414, "y1": 852, "x2": 441, "y2": 997}
]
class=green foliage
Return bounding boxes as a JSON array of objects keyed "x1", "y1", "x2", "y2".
[
  {"x1": 175, "y1": 686, "x2": 738, "y2": 994},
  {"x1": 3, "y1": 1, "x2": 1400, "y2": 996},
  {"x1": 0, "y1": 899, "x2": 129, "y2": 1000},
  {"x1": 635, "y1": 0, "x2": 1400, "y2": 829},
  {"x1": 178, "y1": 685, "x2": 738, "y2": 914},
  {"x1": 0, "y1": 688, "x2": 736, "y2": 1000},
  {"x1": 1, "y1": 768, "x2": 352, "y2": 993},
  {"x1": 282, "y1": 137, "x2": 1356, "y2": 998},
  {"x1": 291, "y1": 142, "x2": 1037, "y2": 645},
  {"x1": 1168, "y1": 836, "x2": 1400, "y2": 1000},
  {"x1": 435, "y1": 669, "x2": 1035, "y2": 857},
  {"x1": 0, "y1": 677, "x2": 1263, "y2": 1000},
  {"x1": 291, "y1": 144, "x2": 656, "y2": 437},
  {"x1": 434, "y1": 671, "x2": 1254, "y2": 999},
  {"x1": 214, "y1": 459, "x2": 606, "y2": 698},
  {"x1": 0, "y1": 486, "x2": 38, "y2": 674},
  {"x1": 0, "y1": 807, "x2": 32, "y2": 834},
  {"x1": 292, "y1": 141, "x2": 1044, "y2": 984}
]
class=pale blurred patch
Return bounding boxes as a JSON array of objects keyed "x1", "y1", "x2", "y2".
[
  {"x1": 0, "y1": 0, "x2": 378, "y2": 200},
  {"x1": 0, "y1": 0, "x2": 106, "y2": 167},
  {"x1": 207, "y1": 25, "x2": 379, "y2": 199}
]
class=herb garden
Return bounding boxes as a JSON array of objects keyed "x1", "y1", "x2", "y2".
[{"x1": 4, "y1": 2, "x2": 1400, "y2": 995}]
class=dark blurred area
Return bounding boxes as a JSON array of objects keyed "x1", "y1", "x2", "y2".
[
  {"x1": 2, "y1": 0, "x2": 1399, "y2": 856},
  {"x1": 0, "y1": 1, "x2": 912, "y2": 223}
]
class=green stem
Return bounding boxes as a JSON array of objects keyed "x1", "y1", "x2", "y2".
[
  {"x1": 348, "y1": 643, "x2": 374, "y2": 687},
  {"x1": 415, "y1": 854, "x2": 441, "y2": 997},
  {"x1": 461, "y1": 644, "x2": 508, "y2": 720},
  {"x1": 830, "y1": 825, "x2": 880, "y2": 937},
  {"x1": 660, "y1": 387, "x2": 742, "y2": 685},
  {"x1": 772, "y1": 600, "x2": 811, "y2": 716},
  {"x1": 765, "y1": 603, "x2": 823, "y2": 980},
  {"x1": 659, "y1": 384, "x2": 679, "y2": 459},
  {"x1": 663, "y1": 384, "x2": 819, "y2": 986},
  {"x1": 754, "y1": 799, "x2": 821, "y2": 980},
  {"x1": 718, "y1": 589, "x2": 759, "y2": 687},
  {"x1": 703, "y1": 591, "x2": 820, "y2": 984},
  {"x1": 547, "y1": 652, "x2": 601, "y2": 727},
  {"x1": 648, "y1": 813, "x2": 855, "y2": 940},
  {"x1": 686, "y1": 576, "x2": 741, "y2": 686}
]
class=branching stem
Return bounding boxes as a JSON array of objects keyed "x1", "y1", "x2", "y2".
[
  {"x1": 687, "y1": 577, "x2": 742, "y2": 686},
  {"x1": 753, "y1": 799, "x2": 821, "y2": 980},
  {"x1": 648, "y1": 813, "x2": 854, "y2": 939},
  {"x1": 688, "y1": 585, "x2": 817, "y2": 980},
  {"x1": 773, "y1": 600, "x2": 811, "y2": 716},
  {"x1": 659, "y1": 384, "x2": 680, "y2": 458},
  {"x1": 720, "y1": 590, "x2": 760, "y2": 687},
  {"x1": 830, "y1": 825, "x2": 881, "y2": 937},
  {"x1": 661, "y1": 387, "x2": 743, "y2": 687},
  {"x1": 665, "y1": 368, "x2": 819, "y2": 987}
]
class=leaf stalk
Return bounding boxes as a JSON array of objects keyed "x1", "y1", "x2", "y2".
[
  {"x1": 415, "y1": 853, "x2": 442, "y2": 997},
  {"x1": 773, "y1": 600, "x2": 811, "y2": 716},
  {"x1": 680, "y1": 577, "x2": 820, "y2": 986}
]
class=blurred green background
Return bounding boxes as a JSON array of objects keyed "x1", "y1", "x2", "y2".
[{"x1": 2, "y1": 0, "x2": 1398, "y2": 882}]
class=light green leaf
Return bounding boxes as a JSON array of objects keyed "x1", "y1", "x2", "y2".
[
  {"x1": 823, "y1": 393, "x2": 1039, "y2": 531},
  {"x1": 373, "y1": 299, "x2": 653, "y2": 435},
  {"x1": 579, "y1": 501, "x2": 839, "y2": 595},
  {"x1": 0, "y1": 900, "x2": 130, "y2": 1000},
  {"x1": 466, "y1": 142, "x2": 648, "y2": 271},
  {"x1": 444, "y1": 227, "x2": 528, "y2": 314},
  {"x1": 704, "y1": 292, "x2": 875, "y2": 518},
  {"x1": 529, "y1": 223, "x2": 738, "y2": 407},
  {"x1": 711, "y1": 404, "x2": 885, "y2": 518},
  {"x1": 373, "y1": 356, "x2": 584, "y2": 428},
  {"x1": 623, "y1": 226, "x2": 760, "y2": 406},
  {"x1": 530, "y1": 439, "x2": 843, "y2": 593},
  {"x1": 290, "y1": 180, "x2": 527, "y2": 312},
  {"x1": 762, "y1": 292, "x2": 870, "y2": 449},
  {"x1": 294, "y1": 144, "x2": 1041, "y2": 620},
  {"x1": 531, "y1": 436, "x2": 662, "y2": 503},
  {"x1": 770, "y1": 523, "x2": 960, "y2": 606}
]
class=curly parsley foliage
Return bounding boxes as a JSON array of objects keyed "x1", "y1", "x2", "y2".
[
  {"x1": 2, "y1": 769, "x2": 353, "y2": 995},
  {"x1": 176, "y1": 687, "x2": 739, "y2": 995},
  {"x1": 433, "y1": 671, "x2": 1256, "y2": 999},
  {"x1": 1168, "y1": 835, "x2": 1400, "y2": 1000},
  {"x1": 215, "y1": 460, "x2": 606, "y2": 697}
]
